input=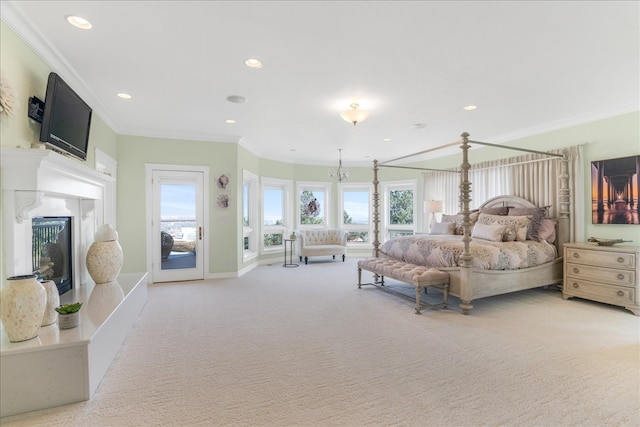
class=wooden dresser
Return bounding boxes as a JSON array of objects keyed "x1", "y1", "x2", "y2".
[{"x1": 563, "y1": 243, "x2": 639, "y2": 316}]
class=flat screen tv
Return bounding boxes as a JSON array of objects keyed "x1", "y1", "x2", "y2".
[{"x1": 39, "y1": 72, "x2": 92, "y2": 161}]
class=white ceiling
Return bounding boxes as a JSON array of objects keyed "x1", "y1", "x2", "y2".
[{"x1": 2, "y1": 1, "x2": 638, "y2": 166}]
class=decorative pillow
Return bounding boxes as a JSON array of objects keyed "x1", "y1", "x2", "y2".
[
  {"x1": 509, "y1": 207, "x2": 547, "y2": 241},
  {"x1": 477, "y1": 213, "x2": 531, "y2": 242},
  {"x1": 502, "y1": 228, "x2": 516, "y2": 242},
  {"x1": 441, "y1": 214, "x2": 465, "y2": 235},
  {"x1": 471, "y1": 222, "x2": 506, "y2": 242},
  {"x1": 480, "y1": 206, "x2": 509, "y2": 216},
  {"x1": 429, "y1": 221, "x2": 455, "y2": 235},
  {"x1": 538, "y1": 218, "x2": 557, "y2": 243},
  {"x1": 469, "y1": 210, "x2": 480, "y2": 224}
]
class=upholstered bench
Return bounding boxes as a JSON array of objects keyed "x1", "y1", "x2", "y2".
[{"x1": 357, "y1": 258, "x2": 449, "y2": 314}]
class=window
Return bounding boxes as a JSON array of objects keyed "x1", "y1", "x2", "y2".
[
  {"x1": 339, "y1": 184, "x2": 372, "y2": 245},
  {"x1": 382, "y1": 180, "x2": 416, "y2": 241},
  {"x1": 261, "y1": 177, "x2": 292, "y2": 253},
  {"x1": 297, "y1": 182, "x2": 330, "y2": 228},
  {"x1": 242, "y1": 170, "x2": 258, "y2": 261}
]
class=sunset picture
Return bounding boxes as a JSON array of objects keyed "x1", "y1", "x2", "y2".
[{"x1": 591, "y1": 155, "x2": 640, "y2": 224}]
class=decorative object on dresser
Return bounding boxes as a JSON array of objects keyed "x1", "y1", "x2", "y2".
[
  {"x1": 563, "y1": 243, "x2": 639, "y2": 315},
  {"x1": 587, "y1": 237, "x2": 633, "y2": 246},
  {"x1": 0, "y1": 274, "x2": 46, "y2": 342},
  {"x1": 86, "y1": 224, "x2": 124, "y2": 284},
  {"x1": 40, "y1": 279, "x2": 60, "y2": 326}
]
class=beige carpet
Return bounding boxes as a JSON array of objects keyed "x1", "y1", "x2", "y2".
[{"x1": 2, "y1": 258, "x2": 639, "y2": 426}]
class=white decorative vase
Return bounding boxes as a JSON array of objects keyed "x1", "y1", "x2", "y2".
[
  {"x1": 0, "y1": 275, "x2": 46, "y2": 342},
  {"x1": 40, "y1": 280, "x2": 60, "y2": 326},
  {"x1": 57, "y1": 312, "x2": 80, "y2": 329},
  {"x1": 86, "y1": 224, "x2": 123, "y2": 284}
]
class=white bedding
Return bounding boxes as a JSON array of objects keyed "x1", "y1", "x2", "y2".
[{"x1": 379, "y1": 235, "x2": 557, "y2": 270}]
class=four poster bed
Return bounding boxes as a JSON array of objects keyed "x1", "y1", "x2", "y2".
[{"x1": 359, "y1": 132, "x2": 571, "y2": 314}]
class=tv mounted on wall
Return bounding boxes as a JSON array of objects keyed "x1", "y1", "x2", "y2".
[{"x1": 39, "y1": 72, "x2": 92, "y2": 161}]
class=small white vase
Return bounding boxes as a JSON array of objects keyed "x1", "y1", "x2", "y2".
[
  {"x1": 40, "y1": 280, "x2": 60, "y2": 326},
  {"x1": 0, "y1": 275, "x2": 46, "y2": 342},
  {"x1": 86, "y1": 224, "x2": 123, "y2": 284}
]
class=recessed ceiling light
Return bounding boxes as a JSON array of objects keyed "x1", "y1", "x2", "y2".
[
  {"x1": 244, "y1": 58, "x2": 263, "y2": 69},
  {"x1": 382, "y1": 138, "x2": 391, "y2": 142},
  {"x1": 409, "y1": 123, "x2": 426, "y2": 129},
  {"x1": 227, "y1": 95, "x2": 246, "y2": 103},
  {"x1": 116, "y1": 93, "x2": 132, "y2": 99},
  {"x1": 464, "y1": 105, "x2": 477, "y2": 111},
  {"x1": 225, "y1": 119, "x2": 237, "y2": 124},
  {"x1": 66, "y1": 15, "x2": 92, "y2": 30}
]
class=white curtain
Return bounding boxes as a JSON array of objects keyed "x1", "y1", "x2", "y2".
[{"x1": 423, "y1": 145, "x2": 584, "y2": 240}]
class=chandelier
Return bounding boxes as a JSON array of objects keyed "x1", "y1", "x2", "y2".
[
  {"x1": 340, "y1": 103, "x2": 369, "y2": 126},
  {"x1": 329, "y1": 149, "x2": 349, "y2": 182}
]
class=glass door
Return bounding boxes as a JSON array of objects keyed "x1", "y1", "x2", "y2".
[{"x1": 152, "y1": 170, "x2": 205, "y2": 282}]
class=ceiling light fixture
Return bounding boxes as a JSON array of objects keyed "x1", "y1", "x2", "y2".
[
  {"x1": 409, "y1": 123, "x2": 426, "y2": 129},
  {"x1": 340, "y1": 103, "x2": 369, "y2": 126},
  {"x1": 227, "y1": 95, "x2": 246, "y2": 103},
  {"x1": 66, "y1": 15, "x2": 92, "y2": 30},
  {"x1": 225, "y1": 119, "x2": 236, "y2": 124},
  {"x1": 464, "y1": 105, "x2": 477, "y2": 110},
  {"x1": 329, "y1": 149, "x2": 349, "y2": 182},
  {"x1": 244, "y1": 58, "x2": 263, "y2": 69},
  {"x1": 116, "y1": 93, "x2": 132, "y2": 99}
]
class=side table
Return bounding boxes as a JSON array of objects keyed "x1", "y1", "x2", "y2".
[{"x1": 283, "y1": 239, "x2": 298, "y2": 268}]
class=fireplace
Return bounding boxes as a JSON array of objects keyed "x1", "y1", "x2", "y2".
[
  {"x1": 1, "y1": 148, "x2": 116, "y2": 287},
  {"x1": 32, "y1": 217, "x2": 73, "y2": 295}
]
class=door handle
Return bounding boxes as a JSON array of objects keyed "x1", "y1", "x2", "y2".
[{"x1": 199, "y1": 226, "x2": 203, "y2": 240}]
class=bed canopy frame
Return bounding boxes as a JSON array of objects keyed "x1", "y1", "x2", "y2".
[{"x1": 370, "y1": 132, "x2": 571, "y2": 314}]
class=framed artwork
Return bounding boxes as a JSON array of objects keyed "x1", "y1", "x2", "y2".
[{"x1": 591, "y1": 154, "x2": 639, "y2": 224}]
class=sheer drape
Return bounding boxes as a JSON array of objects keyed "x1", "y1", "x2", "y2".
[{"x1": 423, "y1": 145, "x2": 583, "y2": 240}]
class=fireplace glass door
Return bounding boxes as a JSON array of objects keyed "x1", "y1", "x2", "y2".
[{"x1": 32, "y1": 216, "x2": 72, "y2": 295}]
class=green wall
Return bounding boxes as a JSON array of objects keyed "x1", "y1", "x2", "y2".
[{"x1": 116, "y1": 135, "x2": 239, "y2": 274}]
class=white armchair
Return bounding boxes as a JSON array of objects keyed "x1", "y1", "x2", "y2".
[{"x1": 295, "y1": 229, "x2": 348, "y2": 265}]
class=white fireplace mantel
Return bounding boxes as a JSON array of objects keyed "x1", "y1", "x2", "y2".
[
  {"x1": 1, "y1": 147, "x2": 116, "y2": 282},
  {"x1": 0, "y1": 147, "x2": 114, "y2": 202}
]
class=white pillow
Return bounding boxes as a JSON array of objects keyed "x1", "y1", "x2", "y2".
[
  {"x1": 429, "y1": 222, "x2": 455, "y2": 235},
  {"x1": 471, "y1": 222, "x2": 506, "y2": 242},
  {"x1": 477, "y1": 213, "x2": 532, "y2": 242}
]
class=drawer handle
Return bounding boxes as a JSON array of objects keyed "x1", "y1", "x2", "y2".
[
  {"x1": 617, "y1": 274, "x2": 625, "y2": 280},
  {"x1": 573, "y1": 253, "x2": 579, "y2": 258},
  {"x1": 572, "y1": 282, "x2": 579, "y2": 288},
  {"x1": 617, "y1": 257, "x2": 624, "y2": 263},
  {"x1": 573, "y1": 267, "x2": 579, "y2": 274},
  {"x1": 617, "y1": 291, "x2": 624, "y2": 297}
]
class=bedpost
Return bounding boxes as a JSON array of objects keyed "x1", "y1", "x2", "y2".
[
  {"x1": 459, "y1": 132, "x2": 474, "y2": 314},
  {"x1": 557, "y1": 151, "x2": 570, "y2": 252},
  {"x1": 373, "y1": 159, "x2": 380, "y2": 258}
]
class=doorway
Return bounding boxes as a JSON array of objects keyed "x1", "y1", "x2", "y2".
[{"x1": 146, "y1": 165, "x2": 209, "y2": 283}]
